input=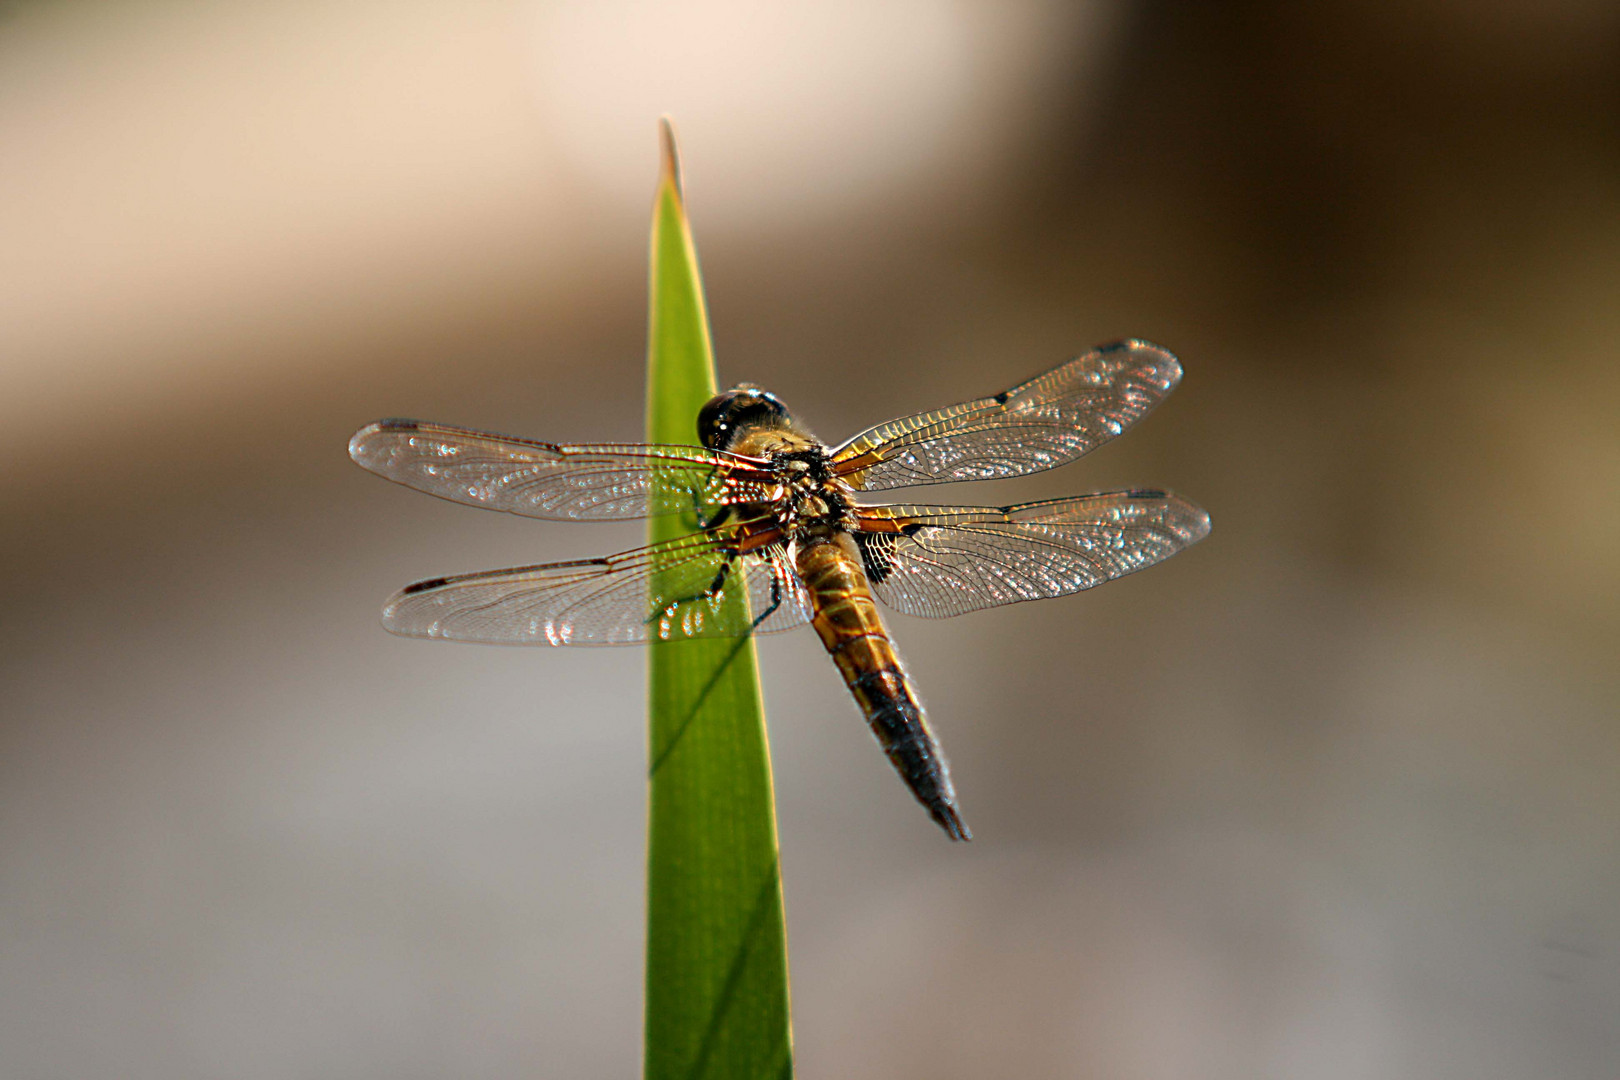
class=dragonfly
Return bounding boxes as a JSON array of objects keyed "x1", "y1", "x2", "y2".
[{"x1": 350, "y1": 339, "x2": 1209, "y2": 841}]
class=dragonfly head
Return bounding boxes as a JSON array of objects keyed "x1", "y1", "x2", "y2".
[{"x1": 698, "y1": 384, "x2": 794, "y2": 451}]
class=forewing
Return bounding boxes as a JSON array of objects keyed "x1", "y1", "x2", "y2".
[
  {"x1": 853, "y1": 491, "x2": 1210, "y2": 618},
  {"x1": 830, "y1": 340, "x2": 1182, "y2": 490},
  {"x1": 379, "y1": 533, "x2": 812, "y2": 645},
  {"x1": 350, "y1": 419, "x2": 777, "y2": 521}
]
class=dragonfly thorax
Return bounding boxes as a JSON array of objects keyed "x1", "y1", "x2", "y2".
[
  {"x1": 761, "y1": 446, "x2": 852, "y2": 541},
  {"x1": 702, "y1": 389, "x2": 855, "y2": 534}
]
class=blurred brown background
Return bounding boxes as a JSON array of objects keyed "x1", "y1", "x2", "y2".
[{"x1": 3, "y1": 1, "x2": 1618, "y2": 1077}]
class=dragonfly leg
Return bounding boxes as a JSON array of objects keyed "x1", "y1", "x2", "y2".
[
  {"x1": 649, "y1": 550, "x2": 739, "y2": 625},
  {"x1": 652, "y1": 538, "x2": 787, "y2": 635},
  {"x1": 690, "y1": 478, "x2": 733, "y2": 531},
  {"x1": 749, "y1": 567, "x2": 784, "y2": 631}
]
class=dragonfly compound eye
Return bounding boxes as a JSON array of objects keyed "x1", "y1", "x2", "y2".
[{"x1": 697, "y1": 386, "x2": 792, "y2": 450}]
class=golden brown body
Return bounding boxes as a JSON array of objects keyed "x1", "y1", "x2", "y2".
[
  {"x1": 794, "y1": 533, "x2": 969, "y2": 840},
  {"x1": 722, "y1": 402, "x2": 971, "y2": 839}
]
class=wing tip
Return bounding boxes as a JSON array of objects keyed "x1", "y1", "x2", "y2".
[
  {"x1": 379, "y1": 593, "x2": 506, "y2": 644},
  {"x1": 379, "y1": 587, "x2": 428, "y2": 637},
  {"x1": 1156, "y1": 490, "x2": 1212, "y2": 544},
  {"x1": 348, "y1": 418, "x2": 422, "y2": 467},
  {"x1": 1092, "y1": 338, "x2": 1183, "y2": 390}
]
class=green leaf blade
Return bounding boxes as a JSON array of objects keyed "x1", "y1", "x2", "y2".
[{"x1": 644, "y1": 119, "x2": 793, "y2": 1080}]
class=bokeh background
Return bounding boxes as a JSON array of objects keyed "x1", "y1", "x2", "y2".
[{"x1": 3, "y1": 1, "x2": 1618, "y2": 1077}]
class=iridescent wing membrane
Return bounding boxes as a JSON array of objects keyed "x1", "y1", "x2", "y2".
[
  {"x1": 352, "y1": 341, "x2": 1207, "y2": 644},
  {"x1": 350, "y1": 419, "x2": 777, "y2": 521},
  {"x1": 852, "y1": 493, "x2": 1209, "y2": 619},
  {"x1": 381, "y1": 531, "x2": 813, "y2": 645},
  {"x1": 350, "y1": 418, "x2": 810, "y2": 644},
  {"x1": 830, "y1": 339, "x2": 1181, "y2": 489}
]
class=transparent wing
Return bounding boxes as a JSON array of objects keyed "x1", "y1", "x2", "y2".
[
  {"x1": 379, "y1": 530, "x2": 812, "y2": 645},
  {"x1": 852, "y1": 491, "x2": 1210, "y2": 618},
  {"x1": 350, "y1": 418, "x2": 779, "y2": 521},
  {"x1": 830, "y1": 340, "x2": 1182, "y2": 490}
]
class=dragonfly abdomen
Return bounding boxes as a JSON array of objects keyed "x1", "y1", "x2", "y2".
[{"x1": 795, "y1": 535, "x2": 970, "y2": 841}]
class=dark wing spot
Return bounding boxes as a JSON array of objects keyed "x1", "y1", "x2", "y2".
[
  {"x1": 854, "y1": 531, "x2": 899, "y2": 585},
  {"x1": 375, "y1": 418, "x2": 421, "y2": 431},
  {"x1": 401, "y1": 576, "x2": 450, "y2": 594},
  {"x1": 993, "y1": 390, "x2": 1011, "y2": 405},
  {"x1": 1127, "y1": 488, "x2": 1166, "y2": 499}
]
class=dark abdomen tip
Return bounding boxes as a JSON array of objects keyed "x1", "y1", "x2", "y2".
[{"x1": 933, "y1": 804, "x2": 973, "y2": 842}]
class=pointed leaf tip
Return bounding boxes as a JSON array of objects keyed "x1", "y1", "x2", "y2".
[{"x1": 658, "y1": 116, "x2": 683, "y2": 201}]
